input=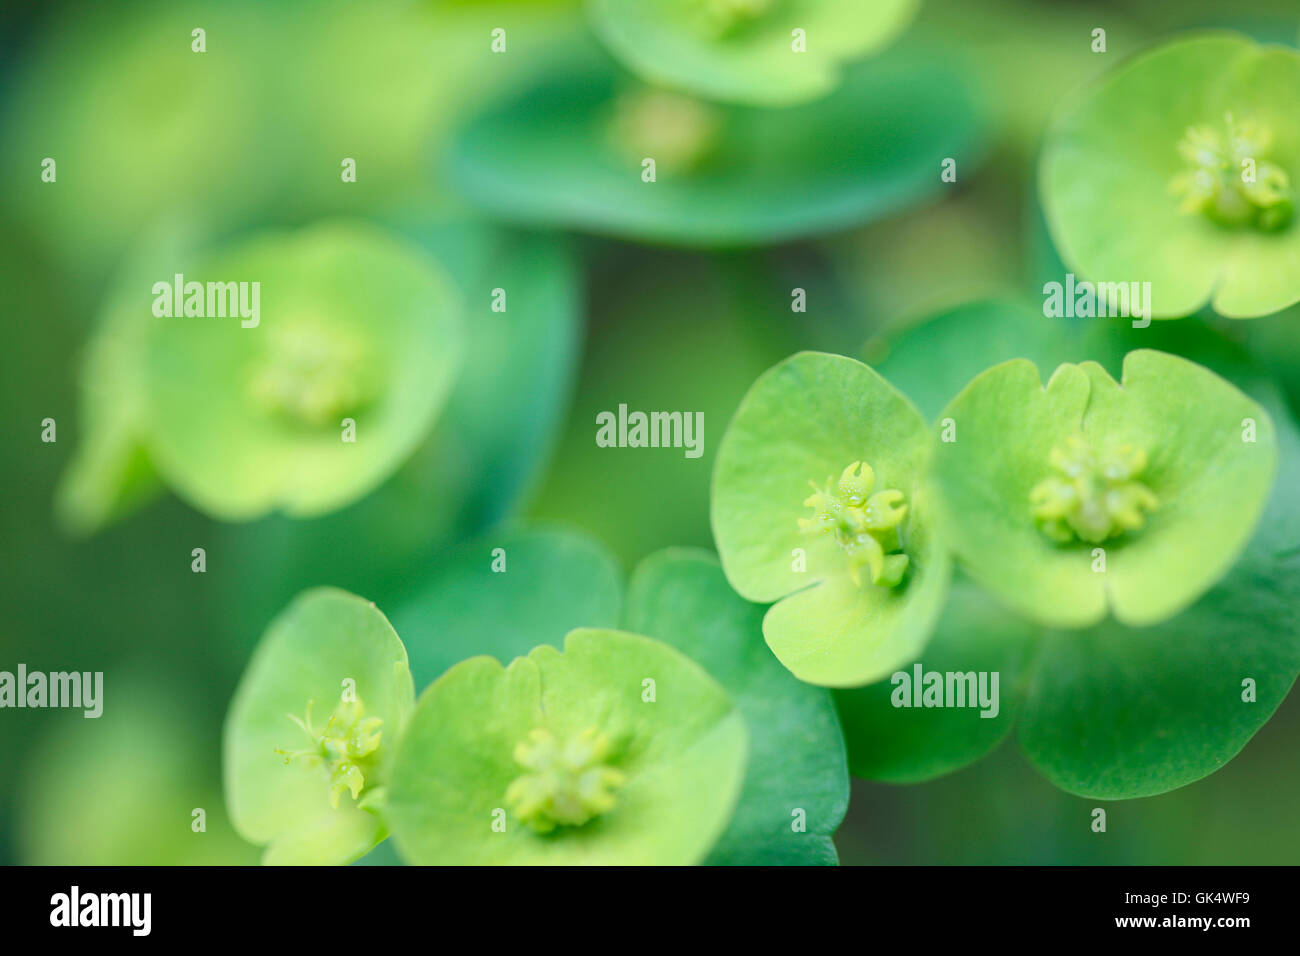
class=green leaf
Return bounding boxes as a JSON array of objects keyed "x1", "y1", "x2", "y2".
[
  {"x1": 856, "y1": 308, "x2": 1300, "y2": 794},
  {"x1": 224, "y1": 588, "x2": 415, "y2": 865},
  {"x1": 387, "y1": 629, "x2": 748, "y2": 865},
  {"x1": 53, "y1": 246, "x2": 165, "y2": 535},
  {"x1": 933, "y1": 350, "x2": 1277, "y2": 628},
  {"x1": 447, "y1": 41, "x2": 982, "y2": 246},
  {"x1": 587, "y1": 0, "x2": 917, "y2": 106},
  {"x1": 1041, "y1": 33, "x2": 1300, "y2": 318},
  {"x1": 140, "y1": 221, "x2": 462, "y2": 521},
  {"x1": 403, "y1": 225, "x2": 582, "y2": 538},
  {"x1": 834, "y1": 574, "x2": 1039, "y2": 783},
  {"x1": 390, "y1": 525, "x2": 625, "y2": 690},
  {"x1": 712, "y1": 351, "x2": 950, "y2": 687},
  {"x1": 624, "y1": 548, "x2": 847, "y2": 864},
  {"x1": 871, "y1": 299, "x2": 1074, "y2": 422}
]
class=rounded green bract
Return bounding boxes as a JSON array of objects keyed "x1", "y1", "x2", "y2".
[
  {"x1": 138, "y1": 220, "x2": 463, "y2": 520},
  {"x1": 223, "y1": 588, "x2": 415, "y2": 865},
  {"x1": 1041, "y1": 33, "x2": 1300, "y2": 318},
  {"x1": 387, "y1": 629, "x2": 748, "y2": 865},
  {"x1": 933, "y1": 349, "x2": 1277, "y2": 628},
  {"x1": 711, "y1": 351, "x2": 950, "y2": 687}
]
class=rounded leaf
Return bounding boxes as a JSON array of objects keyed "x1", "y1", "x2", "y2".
[
  {"x1": 835, "y1": 574, "x2": 1039, "y2": 783},
  {"x1": 1018, "y1": 393, "x2": 1300, "y2": 798},
  {"x1": 447, "y1": 43, "x2": 982, "y2": 246}
]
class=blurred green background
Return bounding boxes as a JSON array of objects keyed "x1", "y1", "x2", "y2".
[{"x1": 3, "y1": 0, "x2": 1299, "y2": 865}]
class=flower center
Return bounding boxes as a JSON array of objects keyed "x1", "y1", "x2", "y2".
[
  {"x1": 1171, "y1": 113, "x2": 1293, "y2": 230},
  {"x1": 505, "y1": 727, "x2": 625, "y2": 834},
  {"x1": 276, "y1": 698, "x2": 384, "y2": 810},
  {"x1": 609, "y1": 89, "x2": 720, "y2": 173},
  {"x1": 799, "y1": 461, "x2": 909, "y2": 587},
  {"x1": 249, "y1": 322, "x2": 375, "y2": 427},
  {"x1": 701, "y1": 0, "x2": 773, "y2": 33},
  {"x1": 1030, "y1": 435, "x2": 1158, "y2": 544}
]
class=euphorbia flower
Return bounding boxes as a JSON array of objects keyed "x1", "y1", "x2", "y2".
[
  {"x1": 224, "y1": 588, "x2": 415, "y2": 865},
  {"x1": 832, "y1": 300, "x2": 1300, "y2": 800},
  {"x1": 58, "y1": 220, "x2": 463, "y2": 529},
  {"x1": 391, "y1": 528, "x2": 848, "y2": 864},
  {"x1": 932, "y1": 349, "x2": 1277, "y2": 628},
  {"x1": 386, "y1": 630, "x2": 748, "y2": 865},
  {"x1": 1041, "y1": 33, "x2": 1300, "y2": 318},
  {"x1": 711, "y1": 351, "x2": 950, "y2": 687}
]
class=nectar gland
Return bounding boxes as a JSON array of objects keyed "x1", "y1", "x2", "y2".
[{"x1": 799, "y1": 461, "x2": 909, "y2": 587}]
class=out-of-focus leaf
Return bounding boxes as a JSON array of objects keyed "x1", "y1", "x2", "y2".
[
  {"x1": 447, "y1": 41, "x2": 983, "y2": 246},
  {"x1": 391, "y1": 525, "x2": 624, "y2": 690}
]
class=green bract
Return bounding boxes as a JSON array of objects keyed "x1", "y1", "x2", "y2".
[
  {"x1": 144, "y1": 222, "x2": 461, "y2": 519},
  {"x1": 54, "y1": 241, "x2": 169, "y2": 534},
  {"x1": 934, "y1": 349, "x2": 1276, "y2": 628},
  {"x1": 58, "y1": 220, "x2": 463, "y2": 528},
  {"x1": 446, "y1": 42, "x2": 981, "y2": 246},
  {"x1": 712, "y1": 351, "x2": 950, "y2": 687},
  {"x1": 224, "y1": 588, "x2": 415, "y2": 865},
  {"x1": 387, "y1": 629, "x2": 748, "y2": 865},
  {"x1": 1042, "y1": 33, "x2": 1300, "y2": 318},
  {"x1": 587, "y1": 0, "x2": 918, "y2": 106}
]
